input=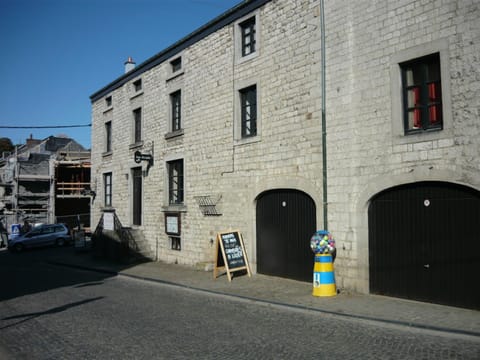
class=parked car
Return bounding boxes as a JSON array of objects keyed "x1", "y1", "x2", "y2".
[{"x1": 8, "y1": 223, "x2": 72, "y2": 252}]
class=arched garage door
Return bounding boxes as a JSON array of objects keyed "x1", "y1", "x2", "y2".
[
  {"x1": 369, "y1": 182, "x2": 480, "y2": 309},
  {"x1": 256, "y1": 189, "x2": 316, "y2": 282}
]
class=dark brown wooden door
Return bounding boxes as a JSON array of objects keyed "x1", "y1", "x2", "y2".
[
  {"x1": 256, "y1": 190, "x2": 316, "y2": 282},
  {"x1": 132, "y1": 167, "x2": 142, "y2": 226},
  {"x1": 369, "y1": 182, "x2": 480, "y2": 309}
]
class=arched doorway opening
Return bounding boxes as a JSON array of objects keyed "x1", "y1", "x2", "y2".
[
  {"x1": 369, "y1": 181, "x2": 480, "y2": 309},
  {"x1": 256, "y1": 189, "x2": 316, "y2": 282}
]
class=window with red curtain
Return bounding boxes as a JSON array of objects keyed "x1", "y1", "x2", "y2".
[{"x1": 401, "y1": 53, "x2": 442, "y2": 133}]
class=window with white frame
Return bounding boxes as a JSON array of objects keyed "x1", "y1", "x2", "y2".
[
  {"x1": 390, "y1": 39, "x2": 452, "y2": 143},
  {"x1": 235, "y1": 12, "x2": 259, "y2": 64}
]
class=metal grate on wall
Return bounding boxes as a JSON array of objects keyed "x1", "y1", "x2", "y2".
[{"x1": 194, "y1": 195, "x2": 222, "y2": 216}]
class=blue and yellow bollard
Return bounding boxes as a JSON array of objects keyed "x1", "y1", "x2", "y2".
[{"x1": 312, "y1": 253, "x2": 336, "y2": 297}]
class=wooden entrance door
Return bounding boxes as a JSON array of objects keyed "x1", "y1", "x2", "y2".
[
  {"x1": 369, "y1": 182, "x2": 480, "y2": 309},
  {"x1": 132, "y1": 167, "x2": 142, "y2": 226},
  {"x1": 256, "y1": 189, "x2": 316, "y2": 282}
]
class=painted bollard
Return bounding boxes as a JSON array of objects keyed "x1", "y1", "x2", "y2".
[
  {"x1": 310, "y1": 230, "x2": 337, "y2": 297},
  {"x1": 312, "y1": 253, "x2": 336, "y2": 297}
]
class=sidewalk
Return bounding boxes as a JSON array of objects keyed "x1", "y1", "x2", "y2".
[{"x1": 48, "y1": 249, "x2": 480, "y2": 339}]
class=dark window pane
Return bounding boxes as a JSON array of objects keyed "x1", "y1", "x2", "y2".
[
  {"x1": 240, "y1": 17, "x2": 256, "y2": 56},
  {"x1": 133, "y1": 108, "x2": 142, "y2": 143},
  {"x1": 171, "y1": 90, "x2": 181, "y2": 131},
  {"x1": 104, "y1": 173, "x2": 112, "y2": 207},
  {"x1": 240, "y1": 85, "x2": 257, "y2": 137},
  {"x1": 168, "y1": 160, "x2": 184, "y2": 204},
  {"x1": 171, "y1": 57, "x2": 182, "y2": 72},
  {"x1": 401, "y1": 53, "x2": 442, "y2": 133},
  {"x1": 105, "y1": 122, "x2": 112, "y2": 152},
  {"x1": 134, "y1": 79, "x2": 142, "y2": 92}
]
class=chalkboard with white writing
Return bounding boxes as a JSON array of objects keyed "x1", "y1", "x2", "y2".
[{"x1": 214, "y1": 230, "x2": 251, "y2": 281}]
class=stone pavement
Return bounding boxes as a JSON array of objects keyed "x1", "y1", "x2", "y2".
[{"x1": 47, "y1": 248, "x2": 480, "y2": 339}]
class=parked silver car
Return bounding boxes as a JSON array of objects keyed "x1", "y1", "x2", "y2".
[{"x1": 8, "y1": 224, "x2": 71, "y2": 252}]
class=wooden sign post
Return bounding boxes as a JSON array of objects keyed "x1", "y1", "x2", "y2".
[{"x1": 213, "y1": 230, "x2": 251, "y2": 281}]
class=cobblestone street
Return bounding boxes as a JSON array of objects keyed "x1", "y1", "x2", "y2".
[{"x1": 1, "y1": 248, "x2": 479, "y2": 359}]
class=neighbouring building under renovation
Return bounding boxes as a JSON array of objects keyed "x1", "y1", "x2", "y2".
[
  {"x1": 90, "y1": 0, "x2": 480, "y2": 309},
  {"x1": 0, "y1": 136, "x2": 91, "y2": 232}
]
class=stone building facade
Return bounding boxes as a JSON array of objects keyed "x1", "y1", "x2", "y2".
[{"x1": 91, "y1": 0, "x2": 480, "y2": 308}]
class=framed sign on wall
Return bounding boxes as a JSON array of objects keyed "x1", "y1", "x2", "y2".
[{"x1": 165, "y1": 213, "x2": 180, "y2": 236}]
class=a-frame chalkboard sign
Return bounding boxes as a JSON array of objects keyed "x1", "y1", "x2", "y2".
[{"x1": 213, "y1": 230, "x2": 251, "y2": 281}]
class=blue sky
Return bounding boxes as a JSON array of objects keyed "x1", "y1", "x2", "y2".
[{"x1": 0, "y1": 0, "x2": 241, "y2": 149}]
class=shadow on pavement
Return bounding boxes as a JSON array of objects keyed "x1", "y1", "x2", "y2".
[
  {"x1": 1, "y1": 297, "x2": 104, "y2": 330},
  {"x1": 0, "y1": 246, "x2": 142, "y2": 302}
]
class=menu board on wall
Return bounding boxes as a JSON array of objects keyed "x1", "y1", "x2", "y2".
[
  {"x1": 103, "y1": 212, "x2": 114, "y2": 231},
  {"x1": 213, "y1": 230, "x2": 251, "y2": 282}
]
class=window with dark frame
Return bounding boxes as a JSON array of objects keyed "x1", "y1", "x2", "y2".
[
  {"x1": 401, "y1": 53, "x2": 442, "y2": 133},
  {"x1": 105, "y1": 121, "x2": 112, "y2": 152},
  {"x1": 240, "y1": 85, "x2": 257, "y2": 138},
  {"x1": 168, "y1": 159, "x2": 184, "y2": 205},
  {"x1": 170, "y1": 236, "x2": 181, "y2": 250},
  {"x1": 104, "y1": 172, "x2": 112, "y2": 207},
  {"x1": 133, "y1": 107, "x2": 142, "y2": 143},
  {"x1": 240, "y1": 17, "x2": 256, "y2": 57},
  {"x1": 171, "y1": 57, "x2": 182, "y2": 72},
  {"x1": 105, "y1": 96, "x2": 112, "y2": 107},
  {"x1": 170, "y1": 90, "x2": 181, "y2": 132},
  {"x1": 133, "y1": 79, "x2": 142, "y2": 92}
]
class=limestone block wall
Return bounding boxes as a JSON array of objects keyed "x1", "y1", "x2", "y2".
[
  {"x1": 91, "y1": 0, "x2": 479, "y2": 293},
  {"x1": 324, "y1": 0, "x2": 480, "y2": 291},
  {"x1": 91, "y1": 0, "x2": 324, "y2": 270}
]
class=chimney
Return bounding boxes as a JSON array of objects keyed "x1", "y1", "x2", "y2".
[{"x1": 124, "y1": 56, "x2": 136, "y2": 73}]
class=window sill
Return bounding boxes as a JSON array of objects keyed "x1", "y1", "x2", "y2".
[
  {"x1": 162, "y1": 204, "x2": 187, "y2": 213},
  {"x1": 129, "y1": 141, "x2": 144, "y2": 150},
  {"x1": 166, "y1": 70, "x2": 184, "y2": 82},
  {"x1": 236, "y1": 51, "x2": 258, "y2": 65},
  {"x1": 234, "y1": 135, "x2": 261, "y2": 146},
  {"x1": 393, "y1": 127, "x2": 451, "y2": 146},
  {"x1": 130, "y1": 91, "x2": 143, "y2": 100},
  {"x1": 102, "y1": 151, "x2": 113, "y2": 158},
  {"x1": 165, "y1": 129, "x2": 184, "y2": 140},
  {"x1": 103, "y1": 107, "x2": 113, "y2": 114}
]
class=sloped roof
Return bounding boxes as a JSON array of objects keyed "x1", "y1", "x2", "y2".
[{"x1": 90, "y1": 0, "x2": 271, "y2": 102}]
